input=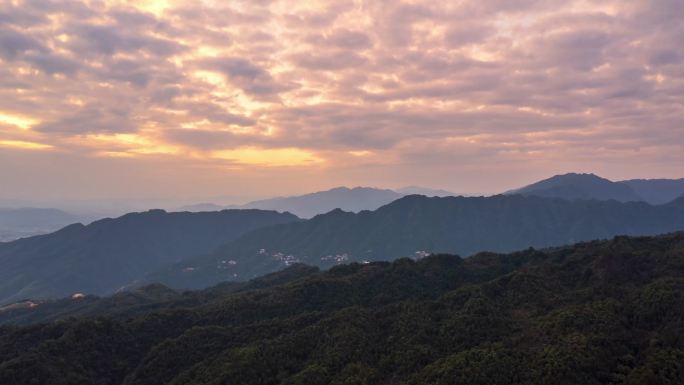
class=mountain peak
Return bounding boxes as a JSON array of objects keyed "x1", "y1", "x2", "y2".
[
  {"x1": 546, "y1": 172, "x2": 603, "y2": 181},
  {"x1": 510, "y1": 172, "x2": 643, "y2": 203},
  {"x1": 236, "y1": 186, "x2": 403, "y2": 218}
]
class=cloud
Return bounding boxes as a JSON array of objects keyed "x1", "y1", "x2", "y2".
[
  {"x1": 200, "y1": 57, "x2": 295, "y2": 97},
  {"x1": 163, "y1": 129, "x2": 258, "y2": 150},
  {"x1": 34, "y1": 105, "x2": 137, "y2": 135},
  {"x1": 293, "y1": 50, "x2": 368, "y2": 70},
  {"x1": 538, "y1": 29, "x2": 613, "y2": 71},
  {"x1": 0, "y1": 0, "x2": 682, "y2": 198},
  {"x1": 323, "y1": 29, "x2": 373, "y2": 49},
  {"x1": 444, "y1": 22, "x2": 495, "y2": 47},
  {"x1": 176, "y1": 101, "x2": 256, "y2": 127},
  {"x1": 22, "y1": 52, "x2": 80, "y2": 75},
  {"x1": 67, "y1": 23, "x2": 184, "y2": 56},
  {"x1": 0, "y1": 26, "x2": 44, "y2": 59}
]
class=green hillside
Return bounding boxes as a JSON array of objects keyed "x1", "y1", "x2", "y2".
[
  {"x1": 0, "y1": 209, "x2": 299, "y2": 304},
  {"x1": 151, "y1": 194, "x2": 684, "y2": 289},
  {"x1": 1, "y1": 233, "x2": 684, "y2": 384}
]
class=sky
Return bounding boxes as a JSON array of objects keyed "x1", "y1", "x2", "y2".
[{"x1": 0, "y1": 0, "x2": 683, "y2": 205}]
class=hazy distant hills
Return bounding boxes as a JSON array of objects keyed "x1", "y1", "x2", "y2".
[
  {"x1": 2, "y1": 233, "x2": 684, "y2": 384},
  {"x1": 394, "y1": 186, "x2": 457, "y2": 196},
  {"x1": 178, "y1": 174, "x2": 684, "y2": 219},
  {"x1": 0, "y1": 209, "x2": 298, "y2": 305},
  {"x1": 150, "y1": 194, "x2": 684, "y2": 290},
  {"x1": 235, "y1": 187, "x2": 404, "y2": 218},
  {"x1": 0, "y1": 208, "x2": 82, "y2": 242},
  {"x1": 4, "y1": 173, "x2": 684, "y2": 304},
  {"x1": 621, "y1": 178, "x2": 684, "y2": 204},
  {"x1": 665, "y1": 195, "x2": 684, "y2": 210},
  {"x1": 509, "y1": 173, "x2": 684, "y2": 204},
  {"x1": 180, "y1": 186, "x2": 458, "y2": 217},
  {"x1": 178, "y1": 203, "x2": 227, "y2": 212}
]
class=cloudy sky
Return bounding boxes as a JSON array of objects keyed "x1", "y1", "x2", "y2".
[{"x1": 0, "y1": 0, "x2": 682, "y2": 203}]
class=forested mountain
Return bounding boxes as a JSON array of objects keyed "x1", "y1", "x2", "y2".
[
  {"x1": 508, "y1": 173, "x2": 643, "y2": 202},
  {"x1": 510, "y1": 173, "x2": 684, "y2": 204},
  {"x1": 0, "y1": 264, "x2": 320, "y2": 326},
  {"x1": 0, "y1": 208, "x2": 82, "y2": 242},
  {"x1": 1, "y1": 233, "x2": 683, "y2": 384},
  {"x1": 0, "y1": 209, "x2": 299, "y2": 305},
  {"x1": 150, "y1": 194, "x2": 684, "y2": 290}
]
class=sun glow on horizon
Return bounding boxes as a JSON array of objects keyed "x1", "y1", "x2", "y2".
[
  {"x1": 0, "y1": 139, "x2": 53, "y2": 150},
  {"x1": 211, "y1": 146, "x2": 324, "y2": 167}
]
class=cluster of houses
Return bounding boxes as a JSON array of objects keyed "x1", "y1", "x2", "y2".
[
  {"x1": 413, "y1": 250, "x2": 430, "y2": 260},
  {"x1": 271, "y1": 252, "x2": 301, "y2": 266},
  {"x1": 217, "y1": 259, "x2": 238, "y2": 269},
  {"x1": 320, "y1": 253, "x2": 350, "y2": 263}
]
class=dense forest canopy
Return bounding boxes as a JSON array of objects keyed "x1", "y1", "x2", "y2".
[{"x1": 1, "y1": 233, "x2": 683, "y2": 384}]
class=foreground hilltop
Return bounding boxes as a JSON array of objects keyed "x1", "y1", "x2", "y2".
[{"x1": 1, "y1": 233, "x2": 683, "y2": 384}]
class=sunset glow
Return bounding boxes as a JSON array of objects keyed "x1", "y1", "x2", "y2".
[
  {"x1": 0, "y1": 139, "x2": 53, "y2": 150},
  {"x1": 0, "y1": 0, "x2": 682, "y2": 200},
  {"x1": 212, "y1": 147, "x2": 324, "y2": 167}
]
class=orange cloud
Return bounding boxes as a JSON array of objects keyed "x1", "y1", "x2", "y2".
[
  {"x1": 0, "y1": 0, "x2": 681, "y2": 198},
  {"x1": 211, "y1": 146, "x2": 324, "y2": 167},
  {"x1": 0, "y1": 139, "x2": 53, "y2": 150}
]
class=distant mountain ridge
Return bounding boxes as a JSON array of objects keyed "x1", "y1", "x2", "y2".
[
  {"x1": 395, "y1": 186, "x2": 457, "y2": 196},
  {"x1": 179, "y1": 174, "x2": 684, "y2": 219},
  {"x1": 234, "y1": 186, "x2": 403, "y2": 218},
  {"x1": 508, "y1": 173, "x2": 643, "y2": 202},
  {"x1": 509, "y1": 173, "x2": 684, "y2": 204},
  {"x1": 665, "y1": 195, "x2": 684, "y2": 210},
  {"x1": 180, "y1": 186, "x2": 405, "y2": 218},
  {"x1": 621, "y1": 178, "x2": 684, "y2": 204},
  {"x1": 178, "y1": 203, "x2": 226, "y2": 212},
  {"x1": 150, "y1": 194, "x2": 684, "y2": 290},
  {"x1": 180, "y1": 186, "x2": 458, "y2": 217},
  {"x1": 0, "y1": 209, "x2": 299, "y2": 305},
  {"x1": 4, "y1": 173, "x2": 684, "y2": 305},
  {"x1": 0, "y1": 207, "x2": 83, "y2": 242}
]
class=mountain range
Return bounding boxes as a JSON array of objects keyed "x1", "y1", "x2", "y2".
[
  {"x1": 232, "y1": 187, "x2": 404, "y2": 218},
  {"x1": 509, "y1": 173, "x2": 684, "y2": 204},
  {"x1": 178, "y1": 174, "x2": 684, "y2": 219},
  {"x1": 2, "y1": 173, "x2": 684, "y2": 305},
  {"x1": 1, "y1": 233, "x2": 683, "y2": 384},
  {"x1": 181, "y1": 186, "x2": 457, "y2": 218},
  {"x1": 3, "y1": 175, "x2": 682, "y2": 237},
  {"x1": 0, "y1": 209, "x2": 298, "y2": 305},
  {"x1": 150, "y1": 194, "x2": 684, "y2": 290}
]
